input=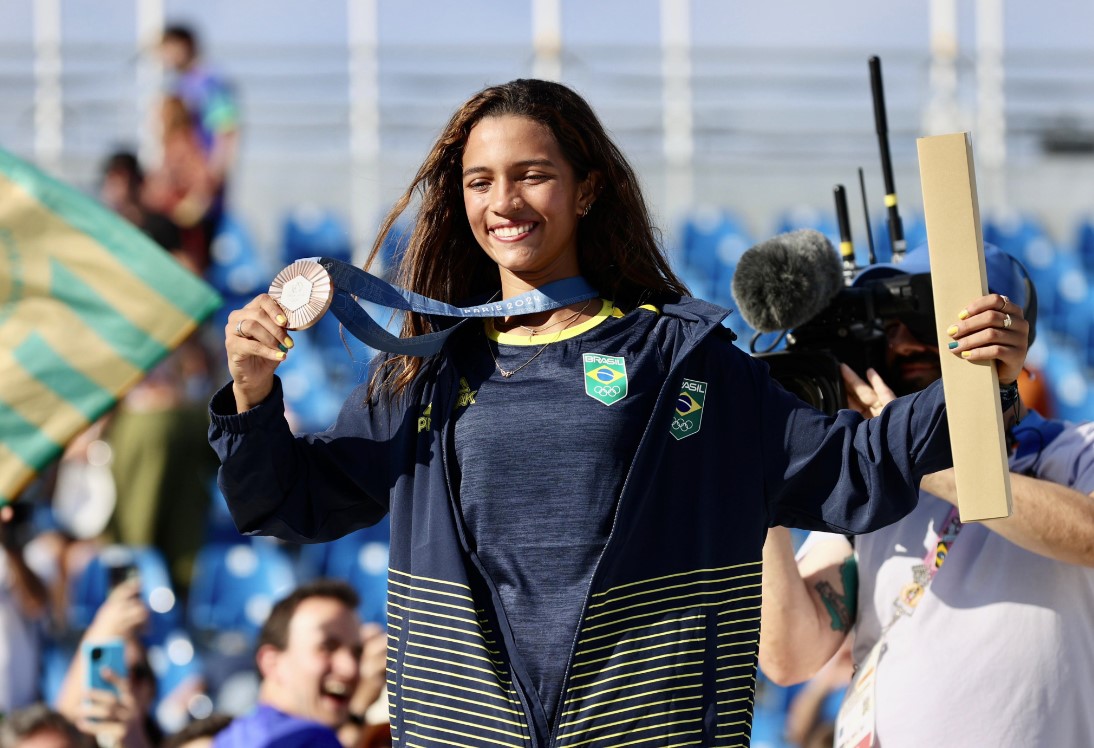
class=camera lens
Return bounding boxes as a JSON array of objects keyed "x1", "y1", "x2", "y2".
[
  {"x1": 782, "y1": 374, "x2": 842, "y2": 415},
  {"x1": 91, "y1": 647, "x2": 103, "y2": 661},
  {"x1": 761, "y1": 350, "x2": 846, "y2": 416}
]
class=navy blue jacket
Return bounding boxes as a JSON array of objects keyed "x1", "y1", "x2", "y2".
[{"x1": 210, "y1": 296, "x2": 951, "y2": 747}]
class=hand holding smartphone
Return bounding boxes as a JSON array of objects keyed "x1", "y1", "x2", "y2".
[
  {"x1": 83, "y1": 638, "x2": 128, "y2": 695},
  {"x1": 106, "y1": 560, "x2": 139, "y2": 591}
]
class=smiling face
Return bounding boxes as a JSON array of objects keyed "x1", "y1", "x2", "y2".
[
  {"x1": 461, "y1": 114, "x2": 597, "y2": 294},
  {"x1": 258, "y1": 597, "x2": 363, "y2": 729}
]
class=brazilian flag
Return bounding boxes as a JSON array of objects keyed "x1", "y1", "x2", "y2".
[{"x1": 0, "y1": 149, "x2": 222, "y2": 505}]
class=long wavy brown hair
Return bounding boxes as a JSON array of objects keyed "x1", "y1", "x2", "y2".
[{"x1": 365, "y1": 78, "x2": 689, "y2": 399}]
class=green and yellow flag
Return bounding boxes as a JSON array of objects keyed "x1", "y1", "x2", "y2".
[{"x1": 0, "y1": 149, "x2": 222, "y2": 505}]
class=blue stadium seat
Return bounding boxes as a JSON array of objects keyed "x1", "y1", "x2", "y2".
[
  {"x1": 147, "y1": 627, "x2": 206, "y2": 734},
  {"x1": 39, "y1": 639, "x2": 74, "y2": 707},
  {"x1": 774, "y1": 205, "x2": 839, "y2": 249},
  {"x1": 187, "y1": 540, "x2": 297, "y2": 649},
  {"x1": 376, "y1": 218, "x2": 414, "y2": 272},
  {"x1": 1053, "y1": 269, "x2": 1093, "y2": 348},
  {"x1": 983, "y1": 211, "x2": 1048, "y2": 257},
  {"x1": 678, "y1": 206, "x2": 753, "y2": 278},
  {"x1": 276, "y1": 331, "x2": 351, "y2": 433},
  {"x1": 205, "y1": 213, "x2": 268, "y2": 298},
  {"x1": 1040, "y1": 335, "x2": 1094, "y2": 423},
  {"x1": 68, "y1": 545, "x2": 182, "y2": 640},
  {"x1": 204, "y1": 213, "x2": 268, "y2": 332},
  {"x1": 280, "y1": 205, "x2": 353, "y2": 265},
  {"x1": 296, "y1": 517, "x2": 390, "y2": 626},
  {"x1": 1075, "y1": 215, "x2": 1094, "y2": 275},
  {"x1": 674, "y1": 263, "x2": 716, "y2": 305}
]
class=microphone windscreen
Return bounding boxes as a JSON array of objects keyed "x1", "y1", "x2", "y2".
[{"x1": 731, "y1": 229, "x2": 844, "y2": 333}]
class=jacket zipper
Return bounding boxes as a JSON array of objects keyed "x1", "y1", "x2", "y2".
[
  {"x1": 546, "y1": 317, "x2": 723, "y2": 747},
  {"x1": 435, "y1": 362, "x2": 543, "y2": 746}
]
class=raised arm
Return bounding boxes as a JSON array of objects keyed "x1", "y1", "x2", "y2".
[
  {"x1": 759, "y1": 528, "x2": 855, "y2": 686},
  {"x1": 209, "y1": 295, "x2": 398, "y2": 543}
]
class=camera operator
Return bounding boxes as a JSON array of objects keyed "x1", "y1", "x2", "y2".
[{"x1": 758, "y1": 244, "x2": 1094, "y2": 747}]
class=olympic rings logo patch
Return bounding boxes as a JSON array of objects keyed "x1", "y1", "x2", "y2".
[
  {"x1": 583, "y1": 353, "x2": 628, "y2": 406},
  {"x1": 670, "y1": 379, "x2": 708, "y2": 440}
]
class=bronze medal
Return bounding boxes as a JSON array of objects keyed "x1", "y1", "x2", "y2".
[{"x1": 268, "y1": 259, "x2": 334, "y2": 330}]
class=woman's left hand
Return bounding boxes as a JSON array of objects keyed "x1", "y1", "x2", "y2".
[{"x1": 947, "y1": 292, "x2": 1029, "y2": 385}]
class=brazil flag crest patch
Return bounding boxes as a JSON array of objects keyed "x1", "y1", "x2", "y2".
[
  {"x1": 583, "y1": 353, "x2": 628, "y2": 406},
  {"x1": 671, "y1": 378, "x2": 707, "y2": 440}
]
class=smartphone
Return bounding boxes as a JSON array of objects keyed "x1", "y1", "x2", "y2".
[
  {"x1": 106, "y1": 561, "x2": 139, "y2": 591},
  {"x1": 83, "y1": 639, "x2": 128, "y2": 695}
]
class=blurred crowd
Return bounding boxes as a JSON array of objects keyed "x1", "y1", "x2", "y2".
[{"x1": 1, "y1": 22, "x2": 392, "y2": 748}]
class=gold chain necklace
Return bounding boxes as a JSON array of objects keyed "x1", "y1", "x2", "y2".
[
  {"x1": 516, "y1": 301, "x2": 590, "y2": 335},
  {"x1": 488, "y1": 299, "x2": 594, "y2": 378}
]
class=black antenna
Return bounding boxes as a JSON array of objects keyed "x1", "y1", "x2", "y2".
[
  {"x1": 858, "y1": 167, "x2": 877, "y2": 265},
  {"x1": 833, "y1": 184, "x2": 857, "y2": 285},
  {"x1": 869, "y1": 56, "x2": 906, "y2": 262}
]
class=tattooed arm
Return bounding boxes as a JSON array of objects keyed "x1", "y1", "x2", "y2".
[{"x1": 759, "y1": 527, "x2": 857, "y2": 686}]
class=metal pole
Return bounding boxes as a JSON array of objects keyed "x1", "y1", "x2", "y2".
[
  {"x1": 924, "y1": 0, "x2": 961, "y2": 136},
  {"x1": 348, "y1": 0, "x2": 381, "y2": 266},
  {"x1": 33, "y1": 0, "x2": 63, "y2": 174},
  {"x1": 532, "y1": 0, "x2": 562, "y2": 81},
  {"x1": 136, "y1": 0, "x2": 165, "y2": 168},
  {"x1": 660, "y1": 0, "x2": 693, "y2": 231},
  {"x1": 976, "y1": 0, "x2": 1007, "y2": 215}
]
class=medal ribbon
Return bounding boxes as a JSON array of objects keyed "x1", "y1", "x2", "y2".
[{"x1": 310, "y1": 257, "x2": 599, "y2": 357}]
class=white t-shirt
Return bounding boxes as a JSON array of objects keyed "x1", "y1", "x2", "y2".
[{"x1": 820, "y1": 413, "x2": 1094, "y2": 747}]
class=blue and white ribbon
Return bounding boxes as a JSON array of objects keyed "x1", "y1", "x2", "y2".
[{"x1": 313, "y1": 257, "x2": 598, "y2": 357}]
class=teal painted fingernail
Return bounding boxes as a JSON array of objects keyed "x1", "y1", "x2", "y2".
[
  {"x1": 278, "y1": 343, "x2": 288, "y2": 353},
  {"x1": 948, "y1": 341, "x2": 959, "y2": 349}
]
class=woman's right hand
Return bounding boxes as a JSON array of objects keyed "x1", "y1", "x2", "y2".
[{"x1": 225, "y1": 295, "x2": 294, "y2": 412}]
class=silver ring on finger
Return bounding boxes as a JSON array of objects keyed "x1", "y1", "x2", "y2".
[
  {"x1": 998, "y1": 294, "x2": 1009, "y2": 312},
  {"x1": 1003, "y1": 312, "x2": 1013, "y2": 329},
  {"x1": 235, "y1": 319, "x2": 249, "y2": 338}
]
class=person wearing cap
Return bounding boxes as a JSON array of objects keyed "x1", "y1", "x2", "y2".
[{"x1": 758, "y1": 244, "x2": 1094, "y2": 748}]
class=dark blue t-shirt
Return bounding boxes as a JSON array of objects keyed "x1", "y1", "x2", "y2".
[
  {"x1": 212, "y1": 703, "x2": 342, "y2": 748},
  {"x1": 452, "y1": 300, "x2": 673, "y2": 731}
]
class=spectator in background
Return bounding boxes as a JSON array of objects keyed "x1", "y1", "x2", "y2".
[
  {"x1": 0, "y1": 704, "x2": 92, "y2": 748},
  {"x1": 212, "y1": 579, "x2": 369, "y2": 748},
  {"x1": 142, "y1": 97, "x2": 218, "y2": 274},
  {"x1": 94, "y1": 150, "x2": 219, "y2": 594},
  {"x1": 157, "y1": 23, "x2": 239, "y2": 272},
  {"x1": 0, "y1": 502, "x2": 49, "y2": 715},
  {"x1": 779, "y1": 639, "x2": 852, "y2": 748},
  {"x1": 98, "y1": 151, "x2": 184, "y2": 267},
  {"x1": 338, "y1": 623, "x2": 387, "y2": 748},
  {"x1": 54, "y1": 579, "x2": 162, "y2": 748}
]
